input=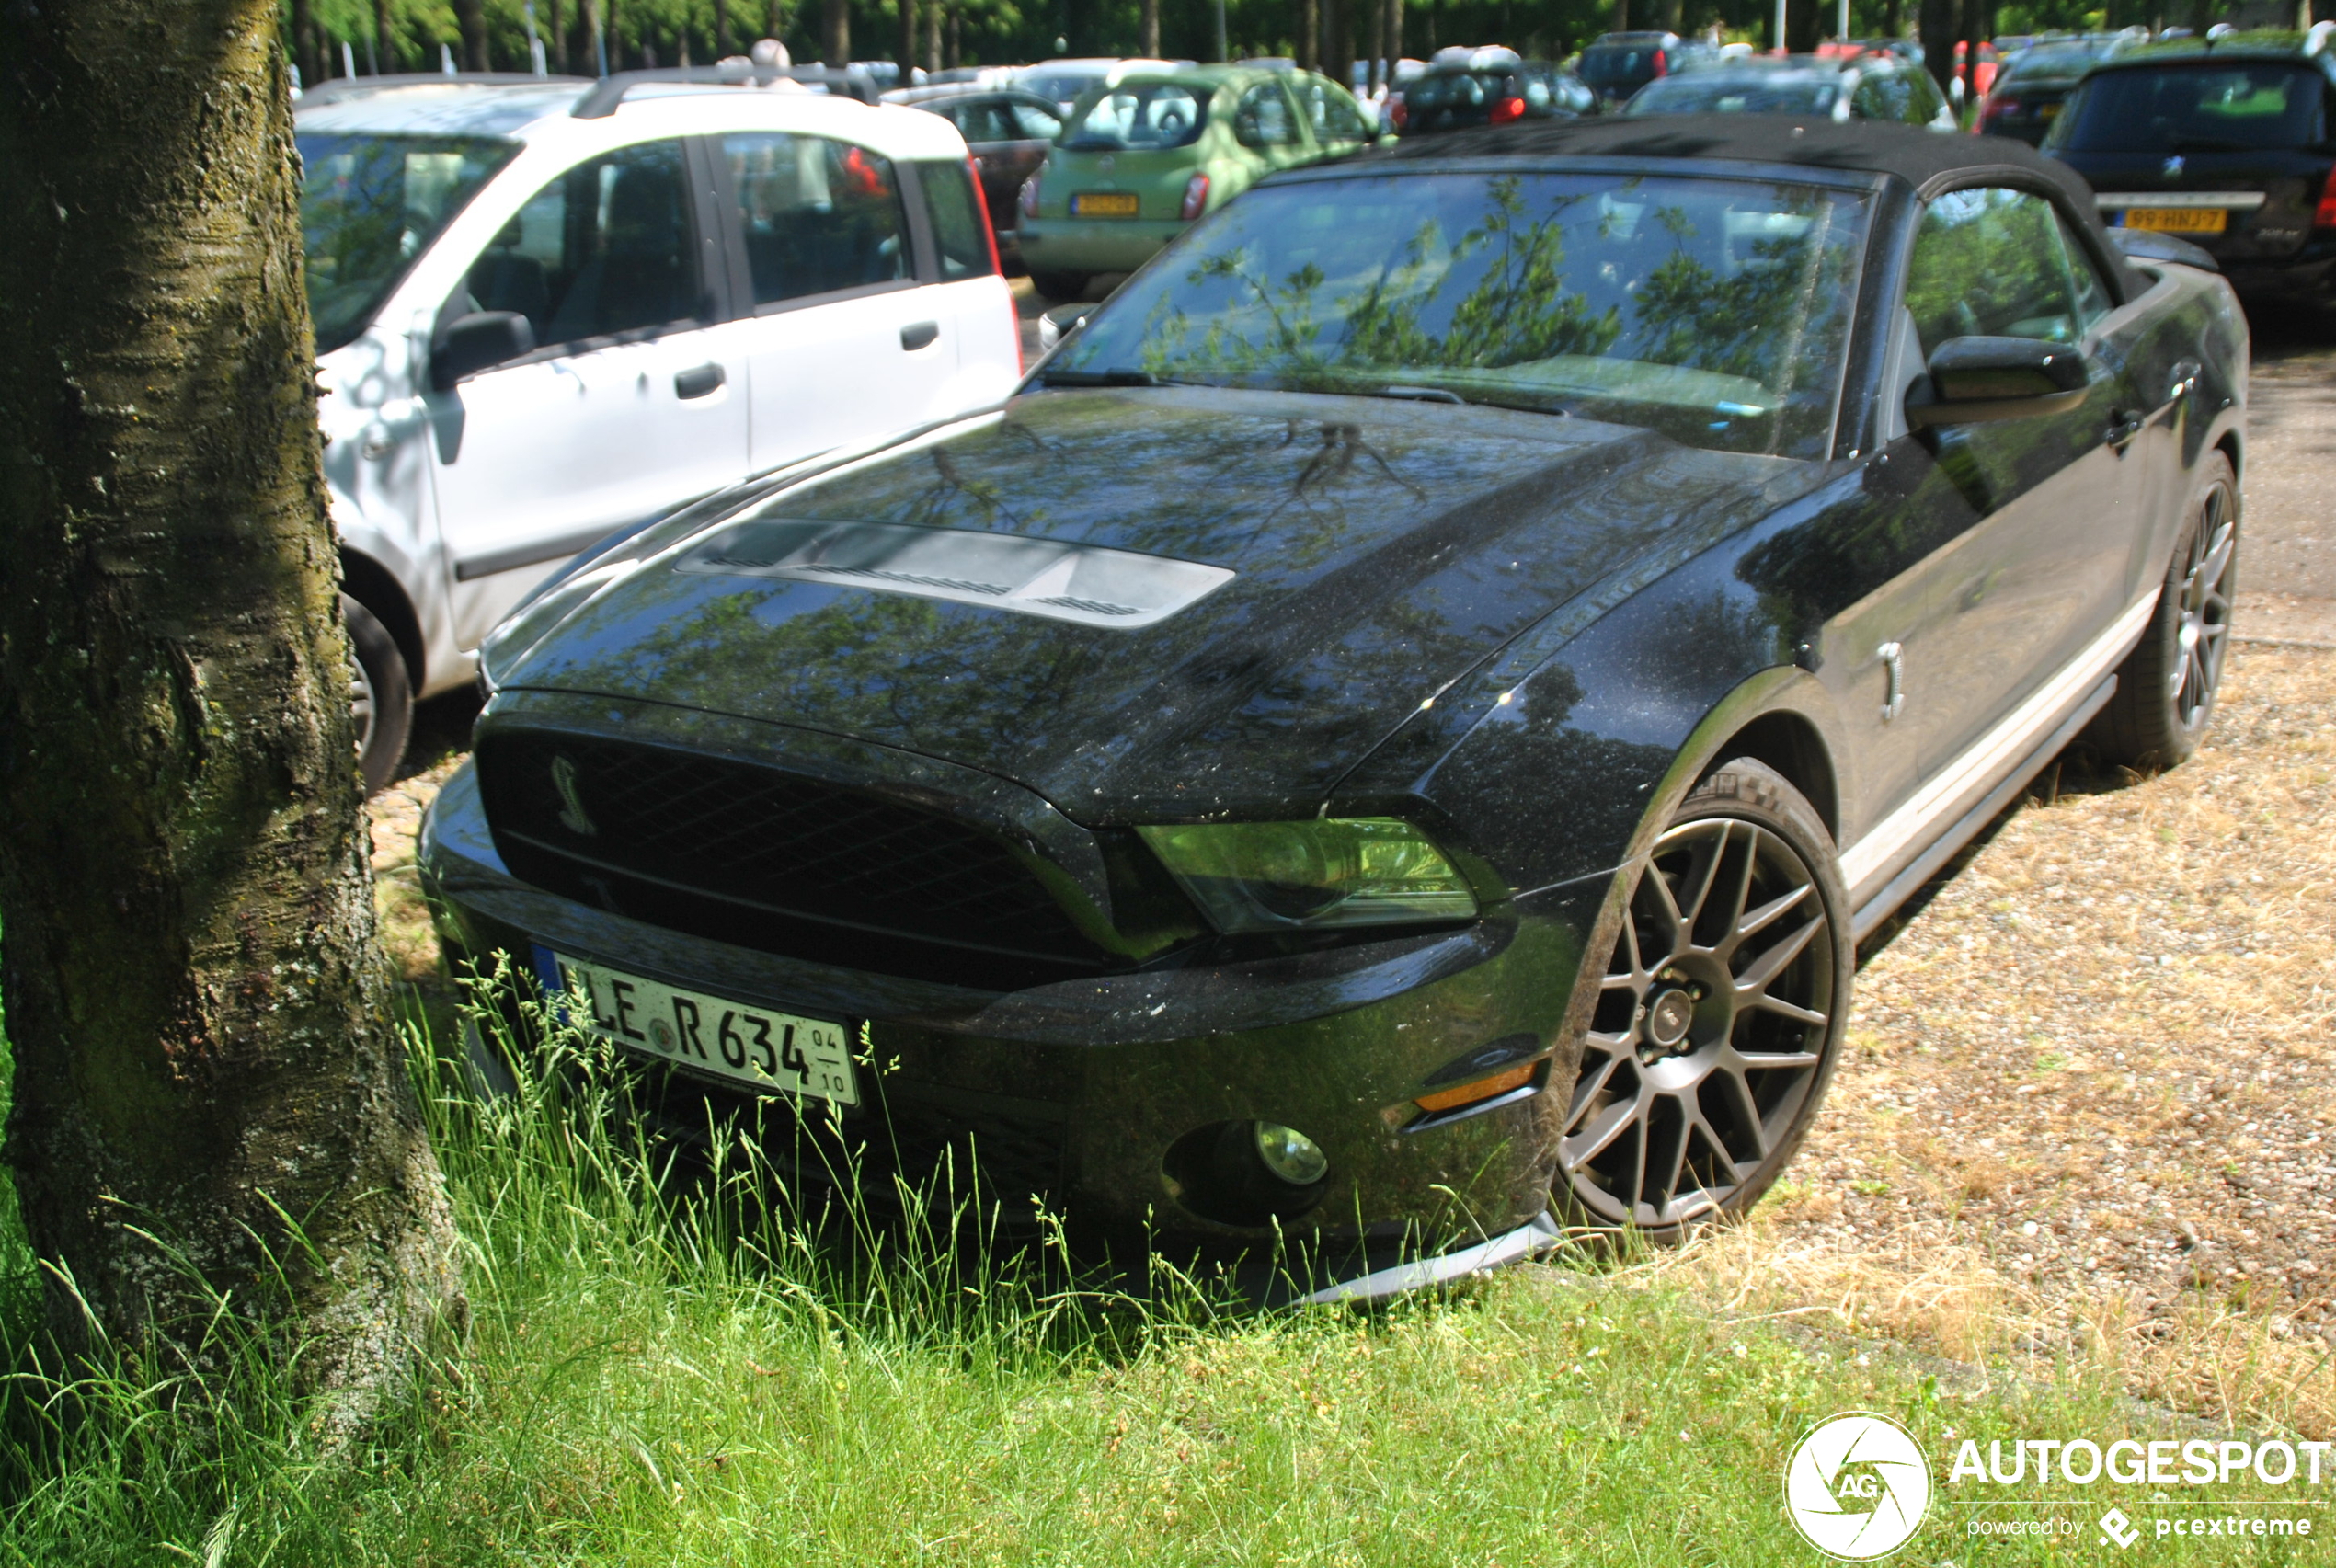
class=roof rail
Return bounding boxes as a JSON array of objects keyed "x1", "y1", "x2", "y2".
[
  {"x1": 571, "y1": 64, "x2": 881, "y2": 117},
  {"x1": 297, "y1": 71, "x2": 589, "y2": 108}
]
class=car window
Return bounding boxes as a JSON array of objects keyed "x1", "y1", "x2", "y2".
[
  {"x1": 917, "y1": 158, "x2": 996, "y2": 282},
  {"x1": 1009, "y1": 101, "x2": 1063, "y2": 140},
  {"x1": 2053, "y1": 63, "x2": 2327, "y2": 153},
  {"x1": 1051, "y1": 170, "x2": 1870, "y2": 460},
  {"x1": 1628, "y1": 73, "x2": 1841, "y2": 116},
  {"x1": 1904, "y1": 187, "x2": 2090, "y2": 355},
  {"x1": 1062, "y1": 83, "x2": 1208, "y2": 150},
  {"x1": 1902, "y1": 67, "x2": 1948, "y2": 123},
  {"x1": 1853, "y1": 73, "x2": 1910, "y2": 120},
  {"x1": 2053, "y1": 211, "x2": 2113, "y2": 332},
  {"x1": 947, "y1": 101, "x2": 1010, "y2": 143},
  {"x1": 1296, "y1": 76, "x2": 1374, "y2": 141},
  {"x1": 462, "y1": 138, "x2": 701, "y2": 351},
  {"x1": 1234, "y1": 82, "x2": 1300, "y2": 146},
  {"x1": 300, "y1": 132, "x2": 518, "y2": 353},
  {"x1": 723, "y1": 133, "x2": 910, "y2": 309},
  {"x1": 1524, "y1": 71, "x2": 1553, "y2": 109}
]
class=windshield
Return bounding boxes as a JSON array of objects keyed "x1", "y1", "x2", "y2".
[
  {"x1": 2000, "y1": 40, "x2": 2110, "y2": 80},
  {"x1": 298, "y1": 133, "x2": 516, "y2": 353},
  {"x1": 1060, "y1": 82, "x2": 1210, "y2": 150},
  {"x1": 2051, "y1": 63, "x2": 2327, "y2": 153},
  {"x1": 1046, "y1": 171, "x2": 1868, "y2": 458},
  {"x1": 1578, "y1": 46, "x2": 1659, "y2": 88},
  {"x1": 1022, "y1": 71, "x2": 1107, "y2": 105},
  {"x1": 1628, "y1": 73, "x2": 1842, "y2": 114},
  {"x1": 1409, "y1": 70, "x2": 1513, "y2": 108}
]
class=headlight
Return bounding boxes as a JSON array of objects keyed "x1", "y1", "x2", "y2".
[{"x1": 1136, "y1": 817, "x2": 1477, "y2": 933}]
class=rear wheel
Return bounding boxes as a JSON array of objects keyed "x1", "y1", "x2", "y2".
[
  {"x1": 2087, "y1": 452, "x2": 2237, "y2": 771},
  {"x1": 1029, "y1": 269, "x2": 1089, "y2": 303},
  {"x1": 1556, "y1": 761, "x2": 1853, "y2": 1241},
  {"x1": 345, "y1": 593, "x2": 412, "y2": 796}
]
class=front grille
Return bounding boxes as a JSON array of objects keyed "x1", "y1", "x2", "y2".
[{"x1": 477, "y1": 730, "x2": 1105, "y2": 987}]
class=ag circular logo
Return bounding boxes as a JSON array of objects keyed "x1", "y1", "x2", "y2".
[{"x1": 1784, "y1": 1412, "x2": 1932, "y2": 1559}]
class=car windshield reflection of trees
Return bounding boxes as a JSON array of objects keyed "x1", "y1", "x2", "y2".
[{"x1": 1048, "y1": 173, "x2": 1869, "y2": 460}]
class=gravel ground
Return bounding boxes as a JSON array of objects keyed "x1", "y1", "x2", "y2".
[{"x1": 1740, "y1": 648, "x2": 2335, "y2": 1346}]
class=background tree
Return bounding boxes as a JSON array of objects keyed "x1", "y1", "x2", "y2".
[{"x1": 0, "y1": 0, "x2": 464, "y2": 1421}]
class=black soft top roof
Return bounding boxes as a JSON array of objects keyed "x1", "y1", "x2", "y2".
[{"x1": 1356, "y1": 114, "x2": 2098, "y2": 209}]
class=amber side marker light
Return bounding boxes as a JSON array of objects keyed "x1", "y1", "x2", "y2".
[{"x1": 1414, "y1": 1060, "x2": 1539, "y2": 1115}]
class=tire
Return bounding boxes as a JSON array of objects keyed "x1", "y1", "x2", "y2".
[
  {"x1": 344, "y1": 593, "x2": 412, "y2": 796},
  {"x1": 2087, "y1": 452, "x2": 2237, "y2": 772},
  {"x1": 1029, "y1": 269, "x2": 1088, "y2": 303},
  {"x1": 1554, "y1": 760, "x2": 1854, "y2": 1241}
]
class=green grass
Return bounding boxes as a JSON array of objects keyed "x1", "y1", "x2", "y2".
[{"x1": 0, "y1": 989, "x2": 2319, "y2": 1566}]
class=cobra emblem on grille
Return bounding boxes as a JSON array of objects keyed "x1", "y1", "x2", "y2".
[{"x1": 551, "y1": 755, "x2": 597, "y2": 837}]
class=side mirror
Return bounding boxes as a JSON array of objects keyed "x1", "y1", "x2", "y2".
[
  {"x1": 431, "y1": 310, "x2": 537, "y2": 392},
  {"x1": 1907, "y1": 334, "x2": 2090, "y2": 427},
  {"x1": 1036, "y1": 302, "x2": 1096, "y2": 355}
]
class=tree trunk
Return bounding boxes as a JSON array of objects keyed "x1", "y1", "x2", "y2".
[
  {"x1": 1884, "y1": 0, "x2": 1901, "y2": 38},
  {"x1": 1612, "y1": 0, "x2": 1629, "y2": 34},
  {"x1": 1366, "y1": 0, "x2": 1381, "y2": 86},
  {"x1": 454, "y1": 0, "x2": 487, "y2": 69},
  {"x1": 822, "y1": 0, "x2": 848, "y2": 63},
  {"x1": 1140, "y1": 0, "x2": 1159, "y2": 55},
  {"x1": 922, "y1": 0, "x2": 940, "y2": 70},
  {"x1": 946, "y1": 3, "x2": 961, "y2": 67},
  {"x1": 1385, "y1": 0, "x2": 1399, "y2": 72},
  {"x1": 898, "y1": 0, "x2": 914, "y2": 79},
  {"x1": 1297, "y1": 0, "x2": 1317, "y2": 69},
  {"x1": 1918, "y1": 0, "x2": 1954, "y2": 89},
  {"x1": 374, "y1": 0, "x2": 395, "y2": 70},
  {"x1": 715, "y1": 0, "x2": 732, "y2": 58},
  {"x1": 1324, "y1": 0, "x2": 1352, "y2": 96},
  {"x1": 548, "y1": 0, "x2": 568, "y2": 73},
  {"x1": 0, "y1": 0, "x2": 465, "y2": 1429}
]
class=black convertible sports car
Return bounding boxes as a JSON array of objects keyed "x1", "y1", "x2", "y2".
[{"x1": 420, "y1": 117, "x2": 2246, "y2": 1299}]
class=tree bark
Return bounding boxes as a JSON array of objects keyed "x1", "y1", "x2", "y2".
[
  {"x1": 1612, "y1": 0, "x2": 1629, "y2": 34},
  {"x1": 1918, "y1": 0, "x2": 1954, "y2": 90},
  {"x1": 1140, "y1": 0, "x2": 1159, "y2": 56},
  {"x1": 821, "y1": 0, "x2": 849, "y2": 64},
  {"x1": 1297, "y1": 0, "x2": 1317, "y2": 69},
  {"x1": 373, "y1": 0, "x2": 395, "y2": 70},
  {"x1": 715, "y1": 0, "x2": 732, "y2": 58},
  {"x1": 0, "y1": 0, "x2": 464, "y2": 1429},
  {"x1": 899, "y1": 0, "x2": 914, "y2": 79},
  {"x1": 1324, "y1": 0, "x2": 1352, "y2": 97},
  {"x1": 454, "y1": 0, "x2": 487, "y2": 69}
]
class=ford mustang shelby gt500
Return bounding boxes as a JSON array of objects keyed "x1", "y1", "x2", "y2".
[{"x1": 420, "y1": 116, "x2": 2245, "y2": 1296}]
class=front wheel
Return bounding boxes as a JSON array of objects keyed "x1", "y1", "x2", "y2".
[
  {"x1": 2087, "y1": 452, "x2": 2237, "y2": 772},
  {"x1": 345, "y1": 593, "x2": 412, "y2": 796},
  {"x1": 1555, "y1": 760, "x2": 1854, "y2": 1241}
]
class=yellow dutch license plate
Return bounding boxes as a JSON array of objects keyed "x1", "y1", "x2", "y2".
[
  {"x1": 1071, "y1": 191, "x2": 1140, "y2": 218},
  {"x1": 2126, "y1": 206, "x2": 2227, "y2": 235}
]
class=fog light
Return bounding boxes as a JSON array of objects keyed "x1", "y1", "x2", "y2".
[{"x1": 1254, "y1": 1122, "x2": 1327, "y2": 1186}]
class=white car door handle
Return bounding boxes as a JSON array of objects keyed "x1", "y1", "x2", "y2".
[
  {"x1": 674, "y1": 363, "x2": 726, "y2": 399},
  {"x1": 900, "y1": 321, "x2": 940, "y2": 351}
]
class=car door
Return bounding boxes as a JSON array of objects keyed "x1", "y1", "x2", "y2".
[
  {"x1": 1231, "y1": 79, "x2": 1310, "y2": 176},
  {"x1": 961, "y1": 97, "x2": 1056, "y2": 229},
  {"x1": 430, "y1": 136, "x2": 749, "y2": 649},
  {"x1": 1290, "y1": 73, "x2": 1375, "y2": 155},
  {"x1": 1892, "y1": 184, "x2": 2145, "y2": 784},
  {"x1": 716, "y1": 131, "x2": 942, "y2": 474}
]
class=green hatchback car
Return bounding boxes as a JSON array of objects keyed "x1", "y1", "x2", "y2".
[{"x1": 1016, "y1": 64, "x2": 1378, "y2": 300}]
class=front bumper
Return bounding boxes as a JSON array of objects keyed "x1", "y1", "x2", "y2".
[
  {"x1": 1016, "y1": 215, "x2": 1186, "y2": 275},
  {"x1": 419, "y1": 756, "x2": 1618, "y2": 1270}
]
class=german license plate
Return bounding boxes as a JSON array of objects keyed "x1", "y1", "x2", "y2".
[
  {"x1": 1071, "y1": 191, "x2": 1140, "y2": 218},
  {"x1": 537, "y1": 947, "x2": 859, "y2": 1105},
  {"x1": 2125, "y1": 206, "x2": 2226, "y2": 234}
]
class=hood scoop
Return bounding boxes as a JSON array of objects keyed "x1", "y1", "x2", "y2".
[{"x1": 675, "y1": 517, "x2": 1235, "y2": 630}]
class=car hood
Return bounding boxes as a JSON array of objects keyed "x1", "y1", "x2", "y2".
[{"x1": 491, "y1": 386, "x2": 1810, "y2": 822}]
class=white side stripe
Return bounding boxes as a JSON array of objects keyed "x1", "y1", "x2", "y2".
[{"x1": 1838, "y1": 592, "x2": 2158, "y2": 894}]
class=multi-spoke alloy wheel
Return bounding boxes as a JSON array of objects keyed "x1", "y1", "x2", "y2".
[
  {"x1": 1559, "y1": 761, "x2": 1850, "y2": 1235},
  {"x1": 2168, "y1": 478, "x2": 2235, "y2": 731},
  {"x1": 2091, "y1": 453, "x2": 2238, "y2": 771}
]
